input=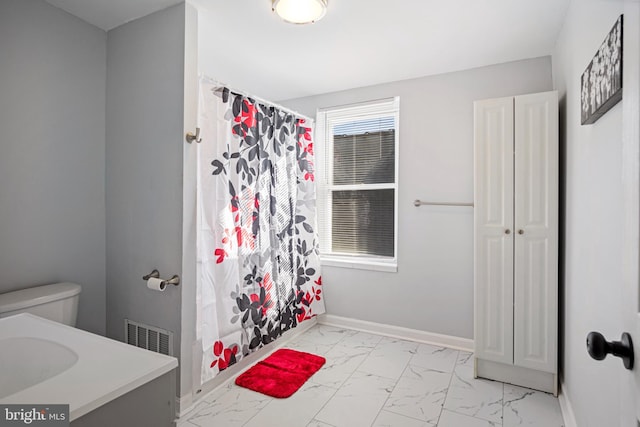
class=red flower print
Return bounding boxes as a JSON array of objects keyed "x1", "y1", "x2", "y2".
[
  {"x1": 213, "y1": 340, "x2": 223, "y2": 356},
  {"x1": 297, "y1": 122, "x2": 312, "y2": 142},
  {"x1": 210, "y1": 341, "x2": 238, "y2": 371},
  {"x1": 230, "y1": 195, "x2": 239, "y2": 212},
  {"x1": 232, "y1": 100, "x2": 257, "y2": 136},
  {"x1": 249, "y1": 273, "x2": 274, "y2": 316},
  {"x1": 295, "y1": 286, "x2": 318, "y2": 322},
  {"x1": 314, "y1": 276, "x2": 322, "y2": 286},
  {"x1": 305, "y1": 143, "x2": 314, "y2": 156},
  {"x1": 297, "y1": 306, "x2": 308, "y2": 323},
  {"x1": 249, "y1": 291, "x2": 272, "y2": 316},
  {"x1": 296, "y1": 304, "x2": 313, "y2": 323},
  {"x1": 235, "y1": 226, "x2": 243, "y2": 247},
  {"x1": 214, "y1": 248, "x2": 227, "y2": 264},
  {"x1": 222, "y1": 228, "x2": 232, "y2": 246},
  {"x1": 261, "y1": 272, "x2": 273, "y2": 291},
  {"x1": 219, "y1": 348, "x2": 236, "y2": 369},
  {"x1": 298, "y1": 289, "x2": 313, "y2": 308},
  {"x1": 304, "y1": 172, "x2": 314, "y2": 181}
]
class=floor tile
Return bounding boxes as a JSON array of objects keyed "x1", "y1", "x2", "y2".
[
  {"x1": 176, "y1": 419, "x2": 197, "y2": 427},
  {"x1": 244, "y1": 382, "x2": 336, "y2": 427},
  {"x1": 314, "y1": 371, "x2": 395, "y2": 427},
  {"x1": 377, "y1": 337, "x2": 421, "y2": 353},
  {"x1": 455, "y1": 351, "x2": 474, "y2": 372},
  {"x1": 186, "y1": 383, "x2": 272, "y2": 427},
  {"x1": 358, "y1": 337, "x2": 418, "y2": 380},
  {"x1": 336, "y1": 331, "x2": 384, "y2": 350},
  {"x1": 296, "y1": 325, "x2": 358, "y2": 346},
  {"x1": 311, "y1": 344, "x2": 372, "y2": 389},
  {"x1": 372, "y1": 410, "x2": 433, "y2": 427},
  {"x1": 437, "y1": 410, "x2": 500, "y2": 427},
  {"x1": 177, "y1": 400, "x2": 213, "y2": 422},
  {"x1": 409, "y1": 343, "x2": 459, "y2": 373},
  {"x1": 286, "y1": 339, "x2": 335, "y2": 356},
  {"x1": 306, "y1": 420, "x2": 336, "y2": 427},
  {"x1": 503, "y1": 384, "x2": 564, "y2": 426},
  {"x1": 443, "y1": 369, "x2": 503, "y2": 424},
  {"x1": 383, "y1": 365, "x2": 451, "y2": 424}
]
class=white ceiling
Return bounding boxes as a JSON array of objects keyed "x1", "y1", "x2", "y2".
[{"x1": 44, "y1": 0, "x2": 570, "y2": 101}]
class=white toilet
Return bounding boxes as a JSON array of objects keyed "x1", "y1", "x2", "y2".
[{"x1": 0, "y1": 282, "x2": 82, "y2": 326}]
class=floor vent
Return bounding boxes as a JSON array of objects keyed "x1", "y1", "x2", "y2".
[{"x1": 124, "y1": 319, "x2": 173, "y2": 356}]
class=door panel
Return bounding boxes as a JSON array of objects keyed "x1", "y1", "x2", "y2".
[
  {"x1": 474, "y1": 97, "x2": 514, "y2": 364},
  {"x1": 514, "y1": 92, "x2": 558, "y2": 372},
  {"x1": 620, "y1": 3, "x2": 640, "y2": 423}
]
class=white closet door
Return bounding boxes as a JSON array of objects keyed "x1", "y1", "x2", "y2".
[
  {"x1": 474, "y1": 97, "x2": 514, "y2": 365},
  {"x1": 513, "y1": 91, "x2": 558, "y2": 373}
]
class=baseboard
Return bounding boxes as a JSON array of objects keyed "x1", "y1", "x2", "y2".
[
  {"x1": 318, "y1": 314, "x2": 474, "y2": 352},
  {"x1": 176, "y1": 317, "x2": 318, "y2": 418},
  {"x1": 476, "y1": 358, "x2": 556, "y2": 395},
  {"x1": 176, "y1": 393, "x2": 193, "y2": 418},
  {"x1": 558, "y1": 380, "x2": 578, "y2": 427}
]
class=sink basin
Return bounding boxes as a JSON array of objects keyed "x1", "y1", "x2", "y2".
[{"x1": 0, "y1": 337, "x2": 78, "y2": 398}]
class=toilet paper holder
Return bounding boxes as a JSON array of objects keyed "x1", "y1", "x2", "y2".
[{"x1": 142, "y1": 269, "x2": 180, "y2": 287}]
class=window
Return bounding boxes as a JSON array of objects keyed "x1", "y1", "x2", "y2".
[{"x1": 316, "y1": 97, "x2": 399, "y2": 271}]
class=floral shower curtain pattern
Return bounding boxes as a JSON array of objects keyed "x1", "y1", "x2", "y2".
[{"x1": 197, "y1": 78, "x2": 324, "y2": 383}]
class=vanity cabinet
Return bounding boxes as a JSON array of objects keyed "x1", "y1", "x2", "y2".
[{"x1": 473, "y1": 91, "x2": 558, "y2": 395}]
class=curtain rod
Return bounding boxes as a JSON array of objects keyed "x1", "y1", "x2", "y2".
[{"x1": 199, "y1": 74, "x2": 314, "y2": 123}]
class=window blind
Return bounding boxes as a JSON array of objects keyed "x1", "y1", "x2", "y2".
[
  {"x1": 316, "y1": 97, "x2": 399, "y2": 260},
  {"x1": 331, "y1": 189, "x2": 395, "y2": 257},
  {"x1": 333, "y1": 130, "x2": 395, "y2": 185}
]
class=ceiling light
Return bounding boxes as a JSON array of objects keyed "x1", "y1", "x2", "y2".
[{"x1": 272, "y1": 0, "x2": 327, "y2": 24}]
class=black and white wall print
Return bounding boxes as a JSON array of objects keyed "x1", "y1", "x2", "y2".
[{"x1": 581, "y1": 15, "x2": 623, "y2": 125}]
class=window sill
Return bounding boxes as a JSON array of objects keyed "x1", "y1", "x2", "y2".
[{"x1": 320, "y1": 255, "x2": 398, "y2": 273}]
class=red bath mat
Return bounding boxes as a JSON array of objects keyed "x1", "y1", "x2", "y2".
[{"x1": 235, "y1": 348, "x2": 325, "y2": 398}]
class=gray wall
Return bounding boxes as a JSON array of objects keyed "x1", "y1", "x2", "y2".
[
  {"x1": 552, "y1": 1, "x2": 627, "y2": 424},
  {"x1": 283, "y1": 57, "x2": 553, "y2": 339},
  {"x1": 0, "y1": 0, "x2": 107, "y2": 334},
  {"x1": 105, "y1": 4, "x2": 185, "y2": 369}
]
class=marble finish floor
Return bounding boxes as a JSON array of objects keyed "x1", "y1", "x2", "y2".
[{"x1": 178, "y1": 325, "x2": 564, "y2": 427}]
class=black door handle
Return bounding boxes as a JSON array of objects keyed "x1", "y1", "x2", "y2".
[{"x1": 586, "y1": 331, "x2": 634, "y2": 370}]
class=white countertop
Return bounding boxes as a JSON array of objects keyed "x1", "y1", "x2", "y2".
[{"x1": 0, "y1": 313, "x2": 178, "y2": 420}]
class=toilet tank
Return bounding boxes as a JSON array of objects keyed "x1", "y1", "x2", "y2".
[{"x1": 0, "y1": 283, "x2": 81, "y2": 326}]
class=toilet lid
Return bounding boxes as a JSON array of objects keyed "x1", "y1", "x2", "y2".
[{"x1": 0, "y1": 283, "x2": 81, "y2": 314}]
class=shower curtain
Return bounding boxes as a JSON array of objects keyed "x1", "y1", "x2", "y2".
[{"x1": 197, "y1": 77, "x2": 324, "y2": 383}]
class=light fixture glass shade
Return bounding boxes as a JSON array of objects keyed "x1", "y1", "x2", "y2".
[{"x1": 272, "y1": 0, "x2": 327, "y2": 24}]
